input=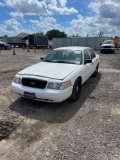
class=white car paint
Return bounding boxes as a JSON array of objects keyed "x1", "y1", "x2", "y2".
[
  {"x1": 11, "y1": 46, "x2": 100, "y2": 102},
  {"x1": 100, "y1": 40, "x2": 115, "y2": 53},
  {"x1": 18, "y1": 62, "x2": 80, "y2": 80}
]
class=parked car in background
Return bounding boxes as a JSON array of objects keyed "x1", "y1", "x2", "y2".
[
  {"x1": 100, "y1": 40, "x2": 115, "y2": 53},
  {"x1": 0, "y1": 41, "x2": 11, "y2": 50},
  {"x1": 11, "y1": 46, "x2": 100, "y2": 103}
]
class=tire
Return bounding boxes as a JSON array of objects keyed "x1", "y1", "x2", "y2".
[
  {"x1": 2, "y1": 46, "x2": 5, "y2": 50},
  {"x1": 92, "y1": 64, "x2": 99, "y2": 77},
  {"x1": 69, "y1": 78, "x2": 81, "y2": 101},
  {"x1": 113, "y1": 50, "x2": 116, "y2": 54}
]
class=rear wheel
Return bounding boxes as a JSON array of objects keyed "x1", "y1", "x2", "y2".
[{"x1": 70, "y1": 78, "x2": 81, "y2": 101}]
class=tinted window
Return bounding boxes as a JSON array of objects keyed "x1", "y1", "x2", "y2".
[
  {"x1": 84, "y1": 49, "x2": 91, "y2": 62},
  {"x1": 88, "y1": 49, "x2": 96, "y2": 59}
]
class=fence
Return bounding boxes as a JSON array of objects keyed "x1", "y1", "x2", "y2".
[{"x1": 52, "y1": 37, "x2": 103, "y2": 50}]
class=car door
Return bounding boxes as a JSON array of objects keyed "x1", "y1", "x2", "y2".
[
  {"x1": 87, "y1": 49, "x2": 98, "y2": 74},
  {"x1": 82, "y1": 49, "x2": 92, "y2": 82}
]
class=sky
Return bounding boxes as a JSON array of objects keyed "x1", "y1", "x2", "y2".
[{"x1": 0, "y1": 0, "x2": 120, "y2": 37}]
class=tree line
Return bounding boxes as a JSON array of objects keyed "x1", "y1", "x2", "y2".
[{"x1": 36, "y1": 29, "x2": 67, "y2": 40}]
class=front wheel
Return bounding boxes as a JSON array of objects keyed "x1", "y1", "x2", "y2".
[
  {"x1": 2, "y1": 46, "x2": 5, "y2": 50},
  {"x1": 69, "y1": 78, "x2": 81, "y2": 101},
  {"x1": 113, "y1": 50, "x2": 116, "y2": 54}
]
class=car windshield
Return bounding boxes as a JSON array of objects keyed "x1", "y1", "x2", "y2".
[
  {"x1": 103, "y1": 40, "x2": 114, "y2": 44},
  {"x1": 43, "y1": 49, "x2": 83, "y2": 65}
]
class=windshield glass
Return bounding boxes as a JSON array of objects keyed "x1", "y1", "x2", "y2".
[
  {"x1": 43, "y1": 49, "x2": 83, "y2": 65},
  {"x1": 103, "y1": 40, "x2": 114, "y2": 44}
]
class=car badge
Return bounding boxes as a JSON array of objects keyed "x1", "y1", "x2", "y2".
[{"x1": 30, "y1": 82, "x2": 35, "y2": 85}]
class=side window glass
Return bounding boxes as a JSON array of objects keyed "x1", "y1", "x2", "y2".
[
  {"x1": 88, "y1": 49, "x2": 96, "y2": 59},
  {"x1": 84, "y1": 49, "x2": 91, "y2": 63}
]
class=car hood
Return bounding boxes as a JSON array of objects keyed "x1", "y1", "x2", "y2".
[
  {"x1": 102, "y1": 44, "x2": 114, "y2": 47},
  {"x1": 18, "y1": 62, "x2": 80, "y2": 80}
]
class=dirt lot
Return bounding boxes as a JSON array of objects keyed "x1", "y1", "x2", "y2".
[{"x1": 0, "y1": 48, "x2": 120, "y2": 160}]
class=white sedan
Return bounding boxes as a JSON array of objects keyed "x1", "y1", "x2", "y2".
[{"x1": 11, "y1": 46, "x2": 100, "y2": 102}]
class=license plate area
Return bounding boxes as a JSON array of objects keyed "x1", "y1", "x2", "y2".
[{"x1": 24, "y1": 92, "x2": 36, "y2": 99}]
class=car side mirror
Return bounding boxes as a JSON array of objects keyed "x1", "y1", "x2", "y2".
[
  {"x1": 85, "y1": 59, "x2": 92, "y2": 64},
  {"x1": 40, "y1": 57, "x2": 44, "y2": 60}
]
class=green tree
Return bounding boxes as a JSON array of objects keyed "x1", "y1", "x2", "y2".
[
  {"x1": 36, "y1": 32, "x2": 44, "y2": 36},
  {"x1": 46, "y1": 29, "x2": 67, "y2": 40},
  {"x1": 114, "y1": 36, "x2": 118, "y2": 38}
]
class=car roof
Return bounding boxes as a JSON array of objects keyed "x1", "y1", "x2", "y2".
[{"x1": 54, "y1": 46, "x2": 92, "y2": 51}]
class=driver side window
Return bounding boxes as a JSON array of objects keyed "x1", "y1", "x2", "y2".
[{"x1": 84, "y1": 49, "x2": 91, "y2": 63}]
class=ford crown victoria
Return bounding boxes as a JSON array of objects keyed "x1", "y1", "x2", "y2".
[
  {"x1": 11, "y1": 46, "x2": 100, "y2": 102},
  {"x1": 100, "y1": 40, "x2": 115, "y2": 53}
]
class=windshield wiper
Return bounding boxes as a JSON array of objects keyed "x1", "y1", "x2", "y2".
[
  {"x1": 44, "y1": 60, "x2": 53, "y2": 62},
  {"x1": 44, "y1": 60, "x2": 73, "y2": 64},
  {"x1": 54, "y1": 60, "x2": 69, "y2": 63}
]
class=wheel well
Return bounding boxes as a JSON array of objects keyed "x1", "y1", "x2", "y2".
[
  {"x1": 77, "y1": 76, "x2": 82, "y2": 85},
  {"x1": 97, "y1": 63, "x2": 99, "y2": 68}
]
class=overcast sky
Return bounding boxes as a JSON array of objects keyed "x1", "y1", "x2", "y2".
[{"x1": 0, "y1": 0, "x2": 120, "y2": 37}]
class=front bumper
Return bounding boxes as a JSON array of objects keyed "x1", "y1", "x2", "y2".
[
  {"x1": 100, "y1": 48, "x2": 115, "y2": 53},
  {"x1": 11, "y1": 82, "x2": 73, "y2": 102}
]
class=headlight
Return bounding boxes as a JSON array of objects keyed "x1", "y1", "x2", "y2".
[
  {"x1": 47, "y1": 81, "x2": 71, "y2": 90},
  {"x1": 14, "y1": 76, "x2": 22, "y2": 84}
]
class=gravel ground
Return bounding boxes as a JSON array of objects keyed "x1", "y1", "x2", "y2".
[{"x1": 0, "y1": 48, "x2": 120, "y2": 160}]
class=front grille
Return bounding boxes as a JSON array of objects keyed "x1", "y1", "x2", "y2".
[
  {"x1": 22, "y1": 78, "x2": 47, "y2": 89},
  {"x1": 104, "y1": 46, "x2": 111, "y2": 48}
]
